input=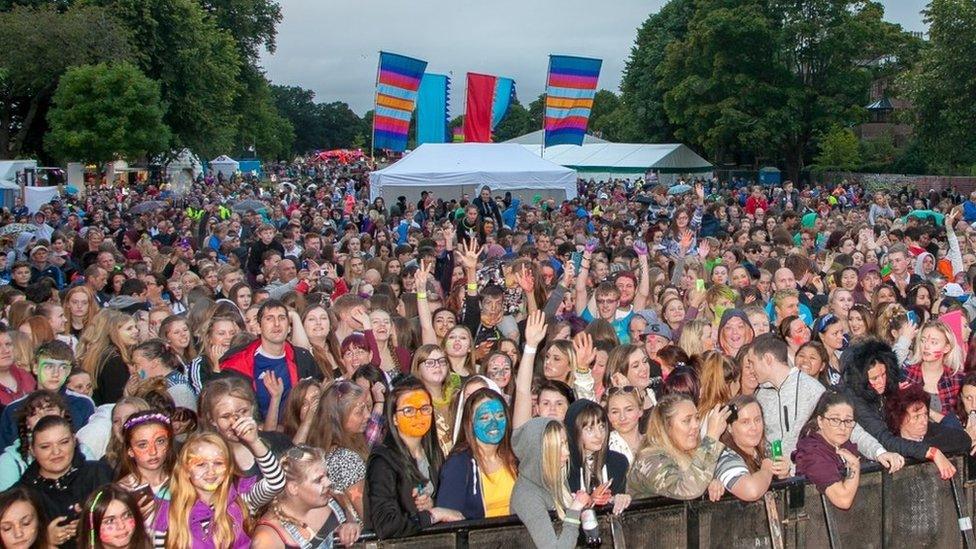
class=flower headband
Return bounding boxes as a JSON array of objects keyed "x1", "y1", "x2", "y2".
[{"x1": 123, "y1": 412, "x2": 172, "y2": 432}]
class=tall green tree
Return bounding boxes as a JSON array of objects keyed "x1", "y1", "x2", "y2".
[
  {"x1": 907, "y1": 0, "x2": 976, "y2": 173},
  {"x1": 89, "y1": 0, "x2": 243, "y2": 157},
  {"x1": 271, "y1": 84, "x2": 327, "y2": 155},
  {"x1": 492, "y1": 99, "x2": 532, "y2": 142},
  {"x1": 45, "y1": 61, "x2": 169, "y2": 163},
  {"x1": 0, "y1": 4, "x2": 130, "y2": 158},
  {"x1": 198, "y1": 0, "x2": 282, "y2": 61},
  {"x1": 813, "y1": 126, "x2": 861, "y2": 171},
  {"x1": 620, "y1": 0, "x2": 694, "y2": 143},
  {"x1": 233, "y1": 67, "x2": 292, "y2": 160}
]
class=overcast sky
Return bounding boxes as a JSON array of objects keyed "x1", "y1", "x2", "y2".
[{"x1": 261, "y1": 0, "x2": 930, "y2": 116}]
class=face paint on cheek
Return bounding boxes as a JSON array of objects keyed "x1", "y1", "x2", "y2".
[{"x1": 473, "y1": 400, "x2": 507, "y2": 445}]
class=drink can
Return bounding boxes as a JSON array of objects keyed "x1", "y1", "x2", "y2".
[{"x1": 771, "y1": 439, "x2": 783, "y2": 459}]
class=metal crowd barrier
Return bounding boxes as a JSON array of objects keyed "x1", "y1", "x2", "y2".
[{"x1": 350, "y1": 456, "x2": 976, "y2": 548}]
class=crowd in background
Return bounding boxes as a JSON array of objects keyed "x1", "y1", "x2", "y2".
[{"x1": 0, "y1": 156, "x2": 974, "y2": 548}]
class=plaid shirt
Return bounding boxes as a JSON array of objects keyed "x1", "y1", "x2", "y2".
[
  {"x1": 365, "y1": 412, "x2": 386, "y2": 449},
  {"x1": 904, "y1": 363, "x2": 963, "y2": 414}
]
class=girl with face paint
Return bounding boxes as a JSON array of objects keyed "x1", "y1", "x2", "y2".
[
  {"x1": 152, "y1": 431, "x2": 285, "y2": 548},
  {"x1": 436, "y1": 389, "x2": 517, "y2": 519},
  {"x1": 76, "y1": 485, "x2": 149, "y2": 549},
  {"x1": 116, "y1": 412, "x2": 176, "y2": 532},
  {"x1": 364, "y1": 378, "x2": 462, "y2": 539},
  {"x1": 905, "y1": 321, "x2": 965, "y2": 421}
]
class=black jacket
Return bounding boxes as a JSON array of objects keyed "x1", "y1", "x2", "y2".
[
  {"x1": 18, "y1": 449, "x2": 112, "y2": 546},
  {"x1": 364, "y1": 442, "x2": 437, "y2": 539},
  {"x1": 565, "y1": 400, "x2": 629, "y2": 495}
]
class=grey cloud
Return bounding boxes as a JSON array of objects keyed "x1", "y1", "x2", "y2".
[{"x1": 261, "y1": 0, "x2": 928, "y2": 117}]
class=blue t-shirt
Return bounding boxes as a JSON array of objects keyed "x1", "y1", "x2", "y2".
[{"x1": 253, "y1": 349, "x2": 293, "y2": 419}]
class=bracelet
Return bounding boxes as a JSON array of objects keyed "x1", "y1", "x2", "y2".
[
  {"x1": 467, "y1": 282, "x2": 477, "y2": 291},
  {"x1": 417, "y1": 292, "x2": 427, "y2": 300},
  {"x1": 524, "y1": 345, "x2": 538, "y2": 354},
  {"x1": 562, "y1": 517, "x2": 581, "y2": 525}
]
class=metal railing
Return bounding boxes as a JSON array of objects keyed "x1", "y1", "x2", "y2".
[{"x1": 349, "y1": 456, "x2": 976, "y2": 548}]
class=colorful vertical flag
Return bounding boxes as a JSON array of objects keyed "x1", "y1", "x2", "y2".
[
  {"x1": 463, "y1": 73, "x2": 497, "y2": 143},
  {"x1": 372, "y1": 52, "x2": 428, "y2": 152},
  {"x1": 491, "y1": 77, "x2": 516, "y2": 130},
  {"x1": 416, "y1": 74, "x2": 450, "y2": 144},
  {"x1": 452, "y1": 126, "x2": 465, "y2": 142},
  {"x1": 544, "y1": 55, "x2": 602, "y2": 147}
]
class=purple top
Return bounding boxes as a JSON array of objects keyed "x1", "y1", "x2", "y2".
[
  {"x1": 154, "y1": 476, "x2": 257, "y2": 549},
  {"x1": 793, "y1": 432, "x2": 859, "y2": 493}
]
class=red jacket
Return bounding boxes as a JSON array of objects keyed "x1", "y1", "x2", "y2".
[
  {"x1": 744, "y1": 196, "x2": 769, "y2": 216},
  {"x1": 219, "y1": 338, "x2": 320, "y2": 389}
]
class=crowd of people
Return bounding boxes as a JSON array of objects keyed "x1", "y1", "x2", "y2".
[{"x1": 0, "y1": 157, "x2": 973, "y2": 548}]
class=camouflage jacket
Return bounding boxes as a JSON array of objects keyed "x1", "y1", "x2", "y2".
[{"x1": 627, "y1": 436, "x2": 724, "y2": 500}]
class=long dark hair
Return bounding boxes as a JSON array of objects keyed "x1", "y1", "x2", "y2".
[
  {"x1": 719, "y1": 395, "x2": 768, "y2": 472},
  {"x1": 449, "y1": 388, "x2": 517, "y2": 477},
  {"x1": 77, "y1": 484, "x2": 150, "y2": 549},
  {"x1": 567, "y1": 399, "x2": 609, "y2": 490},
  {"x1": 0, "y1": 486, "x2": 49, "y2": 548},
  {"x1": 798, "y1": 391, "x2": 853, "y2": 438},
  {"x1": 382, "y1": 377, "x2": 444, "y2": 490}
]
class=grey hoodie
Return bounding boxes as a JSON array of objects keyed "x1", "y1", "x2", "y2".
[{"x1": 511, "y1": 417, "x2": 581, "y2": 549}]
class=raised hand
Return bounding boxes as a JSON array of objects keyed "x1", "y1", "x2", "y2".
[
  {"x1": 524, "y1": 310, "x2": 548, "y2": 347},
  {"x1": 517, "y1": 265, "x2": 535, "y2": 294},
  {"x1": 231, "y1": 415, "x2": 260, "y2": 446},
  {"x1": 261, "y1": 371, "x2": 284, "y2": 400},
  {"x1": 679, "y1": 229, "x2": 694, "y2": 253},
  {"x1": 572, "y1": 332, "x2": 595, "y2": 370},
  {"x1": 415, "y1": 260, "x2": 432, "y2": 292},
  {"x1": 697, "y1": 238, "x2": 711, "y2": 259},
  {"x1": 457, "y1": 239, "x2": 483, "y2": 271}
]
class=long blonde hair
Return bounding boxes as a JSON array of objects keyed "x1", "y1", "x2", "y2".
[
  {"x1": 911, "y1": 320, "x2": 964, "y2": 373},
  {"x1": 541, "y1": 421, "x2": 572, "y2": 519},
  {"x1": 678, "y1": 319, "x2": 711, "y2": 358},
  {"x1": 167, "y1": 432, "x2": 246, "y2": 549},
  {"x1": 642, "y1": 393, "x2": 697, "y2": 469},
  {"x1": 79, "y1": 309, "x2": 134, "y2": 390},
  {"x1": 697, "y1": 351, "x2": 740, "y2": 419}
]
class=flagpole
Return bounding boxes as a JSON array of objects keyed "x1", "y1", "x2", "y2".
[
  {"x1": 541, "y1": 55, "x2": 551, "y2": 159},
  {"x1": 371, "y1": 51, "x2": 381, "y2": 163}
]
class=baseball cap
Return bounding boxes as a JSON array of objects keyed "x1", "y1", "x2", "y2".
[
  {"x1": 642, "y1": 319, "x2": 672, "y2": 341},
  {"x1": 29, "y1": 245, "x2": 48, "y2": 257}
]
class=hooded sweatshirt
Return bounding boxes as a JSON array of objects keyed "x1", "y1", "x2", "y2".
[
  {"x1": 564, "y1": 400, "x2": 628, "y2": 495},
  {"x1": 511, "y1": 418, "x2": 581, "y2": 549}
]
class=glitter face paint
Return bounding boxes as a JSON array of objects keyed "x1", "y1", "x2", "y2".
[
  {"x1": 130, "y1": 426, "x2": 169, "y2": 470},
  {"x1": 472, "y1": 399, "x2": 506, "y2": 445}
]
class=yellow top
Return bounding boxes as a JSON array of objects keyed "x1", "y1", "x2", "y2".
[{"x1": 480, "y1": 466, "x2": 516, "y2": 517}]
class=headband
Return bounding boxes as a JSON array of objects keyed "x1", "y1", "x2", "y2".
[
  {"x1": 89, "y1": 490, "x2": 104, "y2": 549},
  {"x1": 123, "y1": 412, "x2": 172, "y2": 432}
]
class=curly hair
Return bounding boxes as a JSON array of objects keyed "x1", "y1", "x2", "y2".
[
  {"x1": 16, "y1": 391, "x2": 71, "y2": 462},
  {"x1": 884, "y1": 383, "x2": 929, "y2": 434},
  {"x1": 841, "y1": 338, "x2": 899, "y2": 404}
]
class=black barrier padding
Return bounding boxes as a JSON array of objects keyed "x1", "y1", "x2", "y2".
[
  {"x1": 884, "y1": 460, "x2": 962, "y2": 549},
  {"x1": 693, "y1": 494, "x2": 780, "y2": 549},
  {"x1": 466, "y1": 524, "x2": 539, "y2": 548},
  {"x1": 812, "y1": 470, "x2": 883, "y2": 549},
  {"x1": 615, "y1": 505, "x2": 687, "y2": 548},
  {"x1": 371, "y1": 533, "x2": 458, "y2": 549}
]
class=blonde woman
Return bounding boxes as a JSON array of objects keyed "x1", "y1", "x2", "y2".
[
  {"x1": 628, "y1": 393, "x2": 730, "y2": 499},
  {"x1": 677, "y1": 319, "x2": 714, "y2": 358},
  {"x1": 442, "y1": 325, "x2": 478, "y2": 377},
  {"x1": 153, "y1": 430, "x2": 285, "y2": 548},
  {"x1": 188, "y1": 314, "x2": 241, "y2": 394},
  {"x1": 79, "y1": 309, "x2": 139, "y2": 405},
  {"x1": 511, "y1": 417, "x2": 591, "y2": 549},
  {"x1": 411, "y1": 344, "x2": 460, "y2": 456},
  {"x1": 905, "y1": 320, "x2": 965, "y2": 418}
]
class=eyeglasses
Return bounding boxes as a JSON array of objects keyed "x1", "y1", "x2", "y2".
[
  {"x1": 396, "y1": 405, "x2": 433, "y2": 417},
  {"x1": 421, "y1": 357, "x2": 449, "y2": 369},
  {"x1": 821, "y1": 416, "x2": 856, "y2": 429},
  {"x1": 343, "y1": 348, "x2": 368, "y2": 358},
  {"x1": 596, "y1": 298, "x2": 619, "y2": 305}
]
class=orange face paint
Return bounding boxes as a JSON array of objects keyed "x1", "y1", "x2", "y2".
[
  {"x1": 395, "y1": 390, "x2": 433, "y2": 438},
  {"x1": 130, "y1": 426, "x2": 169, "y2": 467}
]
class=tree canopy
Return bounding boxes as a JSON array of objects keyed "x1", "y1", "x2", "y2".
[{"x1": 46, "y1": 61, "x2": 170, "y2": 163}]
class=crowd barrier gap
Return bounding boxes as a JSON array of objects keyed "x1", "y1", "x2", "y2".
[{"x1": 346, "y1": 456, "x2": 976, "y2": 548}]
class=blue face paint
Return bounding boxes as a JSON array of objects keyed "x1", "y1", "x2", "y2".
[{"x1": 473, "y1": 399, "x2": 506, "y2": 445}]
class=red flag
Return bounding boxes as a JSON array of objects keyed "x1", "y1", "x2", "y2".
[{"x1": 463, "y1": 73, "x2": 496, "y2": 143}]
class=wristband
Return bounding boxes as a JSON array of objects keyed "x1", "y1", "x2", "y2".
[
  {"x1": 524, "y1": 345, "x2": 538, "y2": 355},
  {"x1": 562, "y1": 517, "x2": 581, "y2": 525},
  {"x1": 417, "y1": 292, "x2": 427, "y2": 300},
  {"x1": 467, "y1": 282, "x2": 477, "y2": 291}
]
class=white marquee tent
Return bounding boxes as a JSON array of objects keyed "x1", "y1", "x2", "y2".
[
  {"x1": 503, "y1": 129, "x2": 608, "y2": 146},
  {"x1": 209, "y1": 155, "x2": 239, "y2": 178},
  {"x1": 369, "y1": 143, "x2": 578, "y2": 203},
  {"x1": 162, "y1": 149, "x2": 203, "y2": 191},
  {"x1": 524, "y1": 143, "x2": 713, "y2": 183}
]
